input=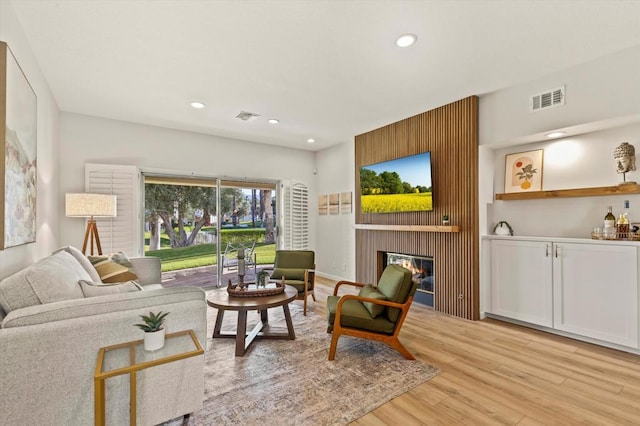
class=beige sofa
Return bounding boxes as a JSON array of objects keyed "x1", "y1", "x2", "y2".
[{"x1": 0, "y1": 247, "x2": 207, "y2": 425}]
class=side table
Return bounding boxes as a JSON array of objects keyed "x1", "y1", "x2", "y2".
[{"x1": 94, "y1": 329, "x2": 204, "y2": 426}]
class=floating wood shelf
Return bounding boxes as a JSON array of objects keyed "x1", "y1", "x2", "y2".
[
  {"x1": 353, "y1": 224, "x2": 460, "y2": 233},
  {"x1": 495, "y1": 184, "x2": 640, "y2": 201}
]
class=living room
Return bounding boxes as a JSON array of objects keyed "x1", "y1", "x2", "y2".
[{"x1": 2, "y1": 1, "x2": 640, "y2": 424}]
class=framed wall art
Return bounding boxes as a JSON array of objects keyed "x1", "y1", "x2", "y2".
[
  {"x1": 1, "y1": 41, "x2": 37, "y2": 249},
  {"x1": 504, "y1": 149, "x2": 543, "y2": 193},
  {"x1": 340, "y1": 191, "x2": 352, "y2": 214},
  {"x1": 318, "y1": 194, "x2": 328, "y2": 215},
  {"x1": 329, "y1": 193, "x2": 339, "y2": 215}
]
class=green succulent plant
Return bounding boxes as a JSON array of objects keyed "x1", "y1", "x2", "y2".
[{"x1": 134, "y1": 311, "x2": 169, "y2": 333}]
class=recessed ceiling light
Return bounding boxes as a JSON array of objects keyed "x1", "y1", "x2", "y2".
[
  {"x1": 307, "y1": 138, "x2": 315, "y2": 144},
  {"x1": 546, "y1": 131, "x2": 566, "y2": 138},
  {"x1": 268, "y1": 119, "x2": 279, "y2": 124},
  {"x1": 396, "y1": 33, "x2": 417, "y2": 47},
  {"x1": 190, "y1": 101, "x2": 205, "y2": 109}
]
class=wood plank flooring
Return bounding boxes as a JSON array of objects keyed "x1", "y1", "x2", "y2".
[{"x1": 307, "y1": 276, "x2": 640, "y2": 425}]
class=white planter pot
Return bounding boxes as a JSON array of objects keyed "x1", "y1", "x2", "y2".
[{"x1": 144, "y1": 329, "x2": 165, "y2": 351}]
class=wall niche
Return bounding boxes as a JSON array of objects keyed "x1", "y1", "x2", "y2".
[{"x1": 354, "y1": 96, "x2": 480, "y2": 320}]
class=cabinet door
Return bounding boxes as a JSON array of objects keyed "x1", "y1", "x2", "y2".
[
  {"x1": 490, "y1": 240, "x2": 553, "y2": 327},
  {"x1": 553, "y1": 243, "x2": 638, "y2": 348}
]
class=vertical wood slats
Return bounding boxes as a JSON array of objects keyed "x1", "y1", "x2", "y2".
[{"x1": 354, "y1": 96, "x2": 479, "y2": 320}]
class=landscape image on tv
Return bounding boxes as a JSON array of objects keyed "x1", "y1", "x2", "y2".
[{"x1": 360, "y1": 151, "x2": 433, "y2": 213}]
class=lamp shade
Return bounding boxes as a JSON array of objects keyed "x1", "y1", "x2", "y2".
[{"x1": 65, "y1": 193, "x2": 117, "y2": 217}]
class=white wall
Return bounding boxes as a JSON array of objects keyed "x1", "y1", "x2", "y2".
[
  {"x1": 480, "y1": 45, "x2": 640, "y2": 147},
  {"x1": 314, "y1": 141, "x2": 355, "y2": 281},
  {"x1": 491, "y1": 123, "x2": 640, "y2": 238},
  {"x1": 480, "y1": 45, "x2": 640, "y2": 239},
  {"x1": 58, "y1": 112, "x2": 316, "y2": 256},
  {"x1": 0, "y1": 1, "x2": 60, "y2": 280}
]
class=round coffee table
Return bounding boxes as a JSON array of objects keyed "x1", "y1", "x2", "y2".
[{"x1": 206, "y1": 284, "x2": 298, "y2": 356}]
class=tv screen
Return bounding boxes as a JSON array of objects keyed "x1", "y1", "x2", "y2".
[{"x1": 360, "y1": 151, "x2": 433, "y2": 213}]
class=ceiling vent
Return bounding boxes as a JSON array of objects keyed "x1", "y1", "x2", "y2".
[
  {"x1": 235, "y1": 111, "x2": 261, "y2": 121},
  {"x1": 529, "y1": 86, "x2": 565, "y2": 112}
]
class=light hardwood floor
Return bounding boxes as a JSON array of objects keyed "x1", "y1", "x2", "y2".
[{"x1": 309, "y1": 276, "x2": 640, "y2": 425}]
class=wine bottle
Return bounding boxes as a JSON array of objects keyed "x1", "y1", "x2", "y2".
[{"x1": 604, "y1": 206, "x2": 616, "y2": 239}]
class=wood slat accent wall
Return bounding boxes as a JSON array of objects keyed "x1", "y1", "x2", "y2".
[{"x1": 355, "y1": 96, "x2": 479, "y2": 320}]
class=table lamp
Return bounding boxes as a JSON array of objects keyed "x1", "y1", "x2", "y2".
[{"x1": 65, "y1": 193, "x2": 117, "y2": 255}]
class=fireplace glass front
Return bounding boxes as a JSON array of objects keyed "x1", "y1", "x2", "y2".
[{"x1": 385, "y1": 252, "x2": 433, "y2": 306}]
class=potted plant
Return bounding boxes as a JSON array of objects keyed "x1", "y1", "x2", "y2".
[
  {"x1": 256, "y1": 270, "x2": 270, "y2": 288},
  {"x1": 441, "y1": 214, "x2": 450, "y2": 225},
  {"x1": 135, "y1": 311, "x2": 169, "y2": 351}
]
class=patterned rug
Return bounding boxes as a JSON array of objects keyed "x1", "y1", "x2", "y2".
[{"x1": 173, "y1": 299, "x2": 440, "y2": 425}]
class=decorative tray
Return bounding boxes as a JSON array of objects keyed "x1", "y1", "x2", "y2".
[
  {"x1": 226, "y1": 279, "x2": 285, "y2": 297},
  {"x1": 591, "y1": 231, "x2": 640, "y2": 241}
]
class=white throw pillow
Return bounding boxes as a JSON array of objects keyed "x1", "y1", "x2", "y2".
[{"x1": 78, "y1": 280, "x2": 143, "y2": 298}]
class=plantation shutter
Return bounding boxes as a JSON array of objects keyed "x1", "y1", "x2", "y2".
[
  {"x1": 280, "y1": 180, "x2": 309, "y2": 250},
  {"x1": 85, "y1": 163, "x2": 142, "y2": 256}
]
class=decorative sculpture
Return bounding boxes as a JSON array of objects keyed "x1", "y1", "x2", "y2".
[{"x1": 614, "y1": 142, "x2": 637, "y2": 185}]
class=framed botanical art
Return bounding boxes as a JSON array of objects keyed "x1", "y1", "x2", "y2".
[
  {"x1": 504, "y1": 149, "x2": 543, "y2": 193},
  {"x1": 0, "y1": 41, "x2": 38, "y2": 249}
]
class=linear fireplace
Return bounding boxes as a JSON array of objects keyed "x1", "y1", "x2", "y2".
[{"x1": 384, "y1": 252, "x2": 434, "y2": 307}]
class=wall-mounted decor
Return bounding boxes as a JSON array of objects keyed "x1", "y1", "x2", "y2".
[
  {"x1": 340, "y1": 191, "x2": 352, "y2": 214},
  {"x1": 329, "y1": 193, "x2": 339, "y2": 215},
  {"x1": 0, "y1": 41, "x2": 37, "y2": 250},
  {"x1": 504, "y1": 149, "x2": 543, "y2": 193},
  {"x1": 318, "y1": 194, "x2": 328, "y2": 215}
]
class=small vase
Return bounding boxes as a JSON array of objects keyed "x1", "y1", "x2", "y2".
[{"x1": 144, "y1": 329, "x2": 165, "y2": 351}]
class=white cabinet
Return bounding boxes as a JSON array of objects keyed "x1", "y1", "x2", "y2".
[
  {"x1": 490, "y1": 240, "x2": 553, "y2": 327},
  {"x1": 487, "y1": 237, "x2": 639, "y2": 350},
  {"x1": 553, "y1": 242, "x2": 638, "y2": 348}
]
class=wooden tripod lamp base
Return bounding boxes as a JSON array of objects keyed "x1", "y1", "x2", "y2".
[
  {"x1": 82, "y1": 218, "x2": 103, "y2": 256},
  {"x1": 65, "y1": 193, "x2": 117, "y2": 257}
]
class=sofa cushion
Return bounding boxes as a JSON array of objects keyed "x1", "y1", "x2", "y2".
[
  {"x1": 358, "y1": 284, "x2": 387, "y2": 318},
  {"x1": 89, "y1": 252, "x2": 139, "y2": 283},
  {"x1": 0, "y1": 251, "x2": 89, "y2": 314},
  {"x1": 79, "y1": 280, "x2": 143, "y2": 297},
  {"x1": 53, "y1": 246, "x2": 102, "y2": 282},
  {"x1": 326, "y1": 295, "x2": 395, "y2": 334}
]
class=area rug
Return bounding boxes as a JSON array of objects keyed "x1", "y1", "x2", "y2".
[{"x1": 175, "y1": 299, "x2": 440, "y2": 425}]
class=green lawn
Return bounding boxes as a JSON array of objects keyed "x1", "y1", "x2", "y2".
[{"x1": 146, "y1": 242, "x2": 276, "y2": 272}]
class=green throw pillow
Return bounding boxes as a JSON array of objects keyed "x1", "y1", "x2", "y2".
[
  {"x1": 270, "y1": 267, "x2": 306, "y2": 281},
  {"x1": 358, "y1": 284, "x2": 387, "y2": 318}
]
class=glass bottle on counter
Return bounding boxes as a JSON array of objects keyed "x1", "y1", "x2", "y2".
[
  {"x1": 623, "y1": 200, "x2": 631, "y2": 223},
  {"x1": 616, "y1": 213, "x2": 630, "y2": 240},
  {"x1": 604, "y1": 206, "x2": 616, "y2": 239}
]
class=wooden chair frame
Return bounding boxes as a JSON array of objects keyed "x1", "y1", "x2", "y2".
[
  {"x1": 262, "y1": 264, "x2": 316, "y2": 315},
  {"x1": 328, "y1": 280, "x2": 415, "y2": 361}
]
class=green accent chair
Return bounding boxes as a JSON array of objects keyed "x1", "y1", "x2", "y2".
[
  {"x1": 326, "y1": 264, "x2": 417, "y2": 360},
  {"x1": 268, "y1": 250, "x2": 316, "y2": 315}
]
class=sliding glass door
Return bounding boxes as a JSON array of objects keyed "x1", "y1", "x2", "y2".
[{"x1": 142, "y1": 174, "x2": 277, "y2": 288}]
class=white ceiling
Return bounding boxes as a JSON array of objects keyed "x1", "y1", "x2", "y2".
[{"x1": 9, "y1": 0, "x2": 640, "y2": 151}]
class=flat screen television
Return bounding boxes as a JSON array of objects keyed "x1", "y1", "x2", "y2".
[{"x1": 360, "y1": 151, "x2": 433, "y2": 213}]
